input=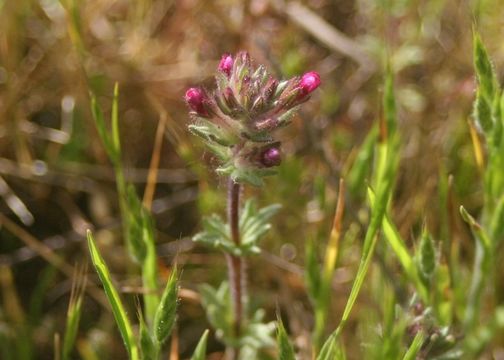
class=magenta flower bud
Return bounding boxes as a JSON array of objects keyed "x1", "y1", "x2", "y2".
[
  {"x1": 298, "y1": 71, "x2": 321, "y2": 98},
  {"x1": 218, "y1": 53, "x2": 233, "y2": 77},
  {"x1": 260, "y1": 147, "x2": 281, "y2": 167},
  {"x1": 185, "y1": 87, "x2": 209, "y2": 116}
]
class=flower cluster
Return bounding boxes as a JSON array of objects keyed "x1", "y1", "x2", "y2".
[{"x1": 185, "y1": 51, "x2": 320, "y2": 186}]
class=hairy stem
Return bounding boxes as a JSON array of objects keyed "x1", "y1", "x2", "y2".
[{"x1": 227, "y1": 177, "x2": 244, "y2": 359}]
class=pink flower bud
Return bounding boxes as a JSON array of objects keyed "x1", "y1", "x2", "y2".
[
  {"x1": 185, "y1": 87, "x2": 209, "y2": 116},
  {"x1": 298, "y1": 71, "x2": 321, "y2": 98},
  {"x1": 218, "y1": 53, "x2": 233, "y2": 76},
  {"x1": 260, "y1": 147, "x2": 281, "y2": 167}
]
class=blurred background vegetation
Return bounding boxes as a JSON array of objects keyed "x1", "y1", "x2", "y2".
[{"x1": 1, "y1": 0, "x2": 503, "y2": 358}]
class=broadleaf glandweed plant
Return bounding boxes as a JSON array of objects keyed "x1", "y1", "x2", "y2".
[{"x1": 185, "y1": 51, "x2": 320, "y2": 358}]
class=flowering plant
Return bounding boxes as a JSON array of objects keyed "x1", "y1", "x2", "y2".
[
  {"x1": 186, "y1": 51, "x2": 320, "y2": 186},
  {"x1": 185, "y1": 51, "x2": 320, "y2": 358}
]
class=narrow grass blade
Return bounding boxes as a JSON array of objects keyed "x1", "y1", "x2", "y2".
[
  {"x1": 153, "y1": 267, "x2": 179, "y2": 345},
  {"x1": 314, "y1": 179, "x2": 345, "y2": 351},
  {"x1": 459, "y1": 206, "x2": 491, "y2": 249},
  {"x1": 473, "y1": 30, "x2": 496, "y2": 101},
  {"x1": 140, "y1": 208, "x2": 159, "y2": 324},
  {"x1": 138, "y1": 310, "x2": 156, "y2": 360},
  {"x1": 346, "y1": 125, "x2": 378, "y2": 198},
  {"x1": 90, "y1": 94, "x2": 117, "y2": 164},
  {"x1": 402, "y1": 331, "x2": 424, "y2": 360},
  {"x1": 190, "y1": 330, "x2": 209, "y2": 360},
  {"x1": 367, "y1": 188, "x2": 428, "y2": 301},
  {"x1": 317, "y1": 330, "x2": 345, "y2": 360},
  {"x1": 276, "y1": 318, "x2": 295, "y2": 360},
  {"x1": 86, "y1": 230, "x2": 138, "y2": 360},
  {"x1": 62, "y1": 264, "x2": 87, "y2": 360},
  {"x1": 111, "y1": 83, "x2": 121, "y2": 155}
]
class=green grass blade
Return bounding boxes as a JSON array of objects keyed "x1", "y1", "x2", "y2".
[
  {"x1": 153, "y1": 267, "x2": 179, "y2": 346},
  {"x1": 86, "y1": 230, "x2": 138, "y2": 360},
  {"x1": 140, "y1": 209, "x2": 159, "y2": 324},
  {"x1": 190, "y1": 330, "x2": 209, "y2": 360},
  {"x1": 90, "y1": 93, "x2": 117, "y2": 164},
  {"x1": 316, "y1": 330, "x2": 345, "y2": 360},
  {"x1": 276, "y1": 318, "x2": 295, "y2": 360},
  {"x1": 473, "y1": 30, "x2": 496, "y2": 101},
  {"x1": 367, "y1": 188, "x2": 429, "y2": 301},
  {"x1": 402, "y1": 331, "x2": 424, "y2": 360},
  {"x1": 111, "y1": 82, "x2": 121, "y2": 155},
  {"x1": 138, "y1": 310, "x2": 156, "y2": 360},
  {"x1": 346, "y1": 125, "x2": 378, "y2": 198},
  {"x1": 62, "y1": 266, "x2": 87, "y2": 360},
  {"x1": 334, "y1": 179, "x2": 393, "y2": 337},
  {"x1": 383, "y1": 69, "x2": 397, "y2": 136}
]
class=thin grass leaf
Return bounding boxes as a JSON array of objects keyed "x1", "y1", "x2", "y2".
[
  {"x1": 334, "y1": 178, "x2": 393, "y2": 337},
  {"x1": 276, "y1": 318, "x2": 295, "y2": 360},
  {"x1": 473, "y1": 30, "x2": 496, "y2": 100},
  {"x1": 346, "y1": 125, "x2": 378, "y2": 198},
  {"x1": 316, "y1": 331, "x2": 340, "y2": 360},
  {"x1": 314, "y1": 179, "x2": 345, "y2": 352},
  {"x1": 140, "y1": 208, "x2": 159, "y2": 324},
  {"x1": 367, "y1": 188, "x2": 428, "y2": 301},
  {"x1": 383, "y1": 69, "x2": 397, "y2": 136},
  {"x1": 111, "y1": 82, "x2": 121, "y2": 154},
  {"x1": 138, "y1": 310, "x2": 156, "y2": 360},
  {"x1": 402, "y1": 331, "x2": 424, "y2": 360},
  {"x1": 459, "y1": 206, "x2": 491, "y2": 250},
  {"x1": 459, "y1": 207, "x2": 493, "y2": 330},
  {"x1": 153, "y1": 267, "x2": 178, "y2": 346},
  {"x1": 190, "y1": 330, "x2": 209, "y2": 360},
  {"x1": 62, "y1": 264, "x2": 87, "y2": 360},
  {"x1": 86, "y1": 230, "x2": 138, "y2": 360},
  {"x1": 305, "y1": 238, "x2": 321, "y2": 303},
  {"x1": 473, "y1": 90, "x2": 493, "y2": 134},
  {"x1": 90, "y1": 94, "x2": 118, "y2": 164},
  {"x1": 490, "y1": 195, "x2": 504, "y2": 242},
  {"x1": 417, "y1": 227, "x2": 436, "y2": 288}
]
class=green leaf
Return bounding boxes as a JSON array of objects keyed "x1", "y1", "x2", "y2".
[
  {"x1": 368, "y1": 188, "x2": 428, "y2": 301},
  {"x1": 87, "y1": 230, "x2": 138, "y2": 360},
  {"x1": 138, "y1": 311, "x2": 156, "y2": 360},
  {"x1": 490, "y1": 195, "x2": 504, "y2": 243},
  {"x1": 231, "y1": 168, "x2": 264, "y2": 187},
  {"x1": 125, "y1": 185, "x2": 147, "y2": 262},
  {"x1": 459, "y1": 206, "x2": 491, "y2": 250},
  {"x1": 190, "y1": 330, "x2": 209, "y2": 360},
  {"x1": 62, "y1": 267, "x2": 86, "y2": 360},
  {"x1": 402, "y1": 331, "x2": 424, "y2": 360},
  {"x1": 335, "y1": 181, "x2": 392, "y2": 333},
  {"x1": 153, "y1": 268, "x2": 179, "y2": 345},
  {"x1": 346, "y1": 125, "x2": 378, "y2": 198},
  {"x1": 473, "y1": 30, "x2": 496, "y2": 100},
  {"x1": 240, "y1": 200, "x2": 281, "y2": 248},
  {"x1": 188, "y1": 119, "x2": 236, "y2": 147},
  {"x1": 140, "y1": 206, "x2": 160, "y2": 325},
  {"x1": 276, "y1": 318, "x2": 295, "y2": 360},
  {"x1": 417, "y1": 227, "x2": 436, "y2": 287},
  {"x1": 199, "y1": 283, "x2": 233, "y2": 343},
  {"x1": 111, "y1": 83, "x2": 121, "y2": 154},
  {"x1": 205, "y1": 142, "x2": 230, "y2": 161},
  {"x1": 305, "y1": 239, "x2": 321, "y2": 303},
  {"x1": 316, "y1": 331, "x2": 340, "y2": 360},
  {"x1": 194, "y1": 200, "x2": 279, "y2": 256},
  {"x1": 193, "y1": 214, "x2": 236, "y2": 253},
  {"x1": 90, "y1": 93, "x2": 118, "y2": 163},
  {"x1": 473, "y1": 90, "x2": 493, "y2": 134},
  {"x1": 383, "y1": 69, "x2": 397, "y2": 136}
]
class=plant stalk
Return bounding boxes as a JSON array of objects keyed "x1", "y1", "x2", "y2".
[{"x1": 226, "y1": 177, "x2": 244, "y2": 359}]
